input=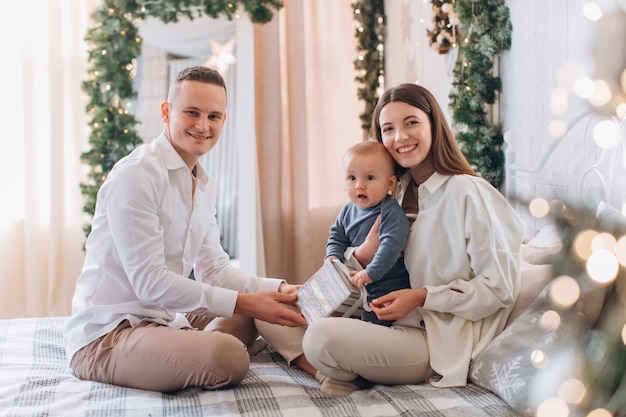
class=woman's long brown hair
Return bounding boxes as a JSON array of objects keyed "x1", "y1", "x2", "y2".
[{"x1": 370, "y1": 83, "x2": 477, "y2": 177}]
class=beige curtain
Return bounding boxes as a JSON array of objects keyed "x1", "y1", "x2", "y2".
[
  {"x1": 255, "y1": 0, "x2": 364, "y2": 283},
  {"x1": 0, "y1": 0, "x2": 364, "y2": 318},
  {"x1": 0, "y1": 0, "x2": 97, "y2": 318}
]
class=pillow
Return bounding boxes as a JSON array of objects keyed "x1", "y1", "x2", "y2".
[
  {"x1": 470, "y1": 282, "x2": 587, "y2": 416},
  {"x1": 526, "y1": 224, "x2": 562, "y2": 249},
  {"x1": 522, "y1": 224, "x2": 562, "y2": 266},
  {"x1": 596, "y1": 201, "x2": 626, "y2": 233},
  {"x1": 520, "y1": 244, "x2": 560, "y2": 265},
  {"x1": 505, "y1": 261, "x2": 552, "y2": 327}
]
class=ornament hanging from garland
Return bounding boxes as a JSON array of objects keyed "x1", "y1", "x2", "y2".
[{"x1": 427, "y1": 0, "x2": 460, "y2": 55}]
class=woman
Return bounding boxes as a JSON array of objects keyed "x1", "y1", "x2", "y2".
[{"x1": 257, "y1": 83, "x2": 525, "y2": 397}]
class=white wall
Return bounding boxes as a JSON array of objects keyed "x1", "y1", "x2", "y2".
[
  {"x1": 501, "y1": 0, "x2": 626, "y2": 236},
  {"x1": 136, "y1": 43, "x2": 169, "y2": 142}
]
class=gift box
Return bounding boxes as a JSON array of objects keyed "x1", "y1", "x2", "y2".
[{"x1": 296, "y1": 260, "x2": 368, "y2": 324}]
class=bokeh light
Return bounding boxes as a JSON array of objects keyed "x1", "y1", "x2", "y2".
[
  {"x1": 574, "y1": 77, "x2": 595, "y2": 98},
  {"x1": 593, "y1": 119, "x2": 621, "y2": 149},
  {"x1": 551, "y1": 88, "x2": 569, "y2": 115},
  {"x1": 540, "y1": 310, "x2": 561, "y2": 331},
  {"x1": 574, "y1": 229, "x2": 599, "y2": 261},
  {"x1": 586, "y1": 249, "x2": 619, "y2": 284},
  {"x1": 586, "y1": 408, "x2": 613, "y2": 417},
  {"x1": 550, "y1": 275, "x2": 581, "y2": 308},
  {"x1": 531, "y1": 349, "x2": 549, "y2": 368},
  {"x1": 558, "y1": 378, "x2": 587, "y2": 404},
  {"x1": 548, "y1": 119, "x2": 568, "y2": 139},
  {"x1": 530, "y1": 198, "x2": 551, "y2": 218},
  {"x1": 536, "y1": 397, "x2": 569, "y2": 417},
  {"x1": 582, "y1": 2, "x2": 603, "y2": 21},
  {"x1": 616, "y1": 236, "x2": 626, "y2": 267},
  {"x1": 588, "y1": 80, "x2": 612, "y2": 106},
  {"x1": 591, "y1": 232, "x2": 617, "y2": 252}
]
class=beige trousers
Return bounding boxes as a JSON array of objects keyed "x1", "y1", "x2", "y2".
[
  {"x1": 70, "y1": 314, "x2": 258, "y2": 392},
  {"x1": 257, "y1": 316, "x2": 434, "y2": 385}
]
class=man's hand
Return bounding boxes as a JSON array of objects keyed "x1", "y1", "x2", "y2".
[
  {"x1": 369, "y1": 288, "x2": 427, "y2": 322},
  {"x1": 278, "y1": 282, "x2": 301, "y2": 295},
  {"x1": 234, "y1": 291, "x2": 307, "y2": 327}
]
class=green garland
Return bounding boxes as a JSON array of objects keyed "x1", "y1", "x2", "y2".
[
  {"x1": 445, "y1": 0, "x2": 512, "y2": 190},
  {"x1": 351, "y1": 0, "x2": 385, "y2": 135},
  {"x1": 352, "y1": 0, "x2": 511, "y2": 188},
  {"x1": 80, "y1": 0, "x2": 283, "y2": 237}
]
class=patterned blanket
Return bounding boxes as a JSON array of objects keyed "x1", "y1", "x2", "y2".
[{"x1": 0, "y1": 317, "x2": 518, "y2": 417}]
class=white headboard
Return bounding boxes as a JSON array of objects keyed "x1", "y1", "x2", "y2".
[{"x1": 505, "y1": 111, "x2": 626, "y2": 238}]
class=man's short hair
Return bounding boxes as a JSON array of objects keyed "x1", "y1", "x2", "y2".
[{"x1": 167, "y1": 66, "x2": 226, "y2": 103}]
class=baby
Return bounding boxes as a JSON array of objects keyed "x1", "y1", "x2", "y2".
[{"x1": 325, "y1": 141, "x2": 411, "y2": 326}]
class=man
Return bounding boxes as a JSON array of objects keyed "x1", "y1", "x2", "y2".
[{"x1": 64, "y1": 66, "x2": 306, "y2": 392}]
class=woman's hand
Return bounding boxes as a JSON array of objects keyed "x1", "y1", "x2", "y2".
[
  {"x1": 369, "y1": 288, "x2": 427, "y2": 322},
  {"x1": 353, "y1": 215, "x2": 381, "y2": 267}
]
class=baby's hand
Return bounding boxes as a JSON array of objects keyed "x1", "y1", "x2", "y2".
[
  {"x1": 350, "y1": 270, "x2": 373, "y2": 288},
  {"x1": 325, "y1": 256, "x2": 338, "y2": 263}
]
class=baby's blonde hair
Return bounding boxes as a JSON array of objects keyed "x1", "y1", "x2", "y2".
[{"x1": 344, "y1": 140, "x2": 396, "y2": 177}]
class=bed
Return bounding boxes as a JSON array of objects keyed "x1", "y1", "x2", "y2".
[{"x1": 0, "y1": 316, "x2": 517, "y2": 416}]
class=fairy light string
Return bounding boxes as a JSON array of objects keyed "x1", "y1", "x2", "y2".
[{"x1": 352, "y1": 0, "x2": 385, "y2": 135}]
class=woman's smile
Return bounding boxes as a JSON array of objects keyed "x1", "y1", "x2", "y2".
[{"x1": 397, "y1": 144, "x2": 417, "y2": 154}]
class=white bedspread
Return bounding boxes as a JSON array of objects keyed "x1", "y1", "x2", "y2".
[{"x1": 0, "y1": 317, "x2": 518, "y2": 417}]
